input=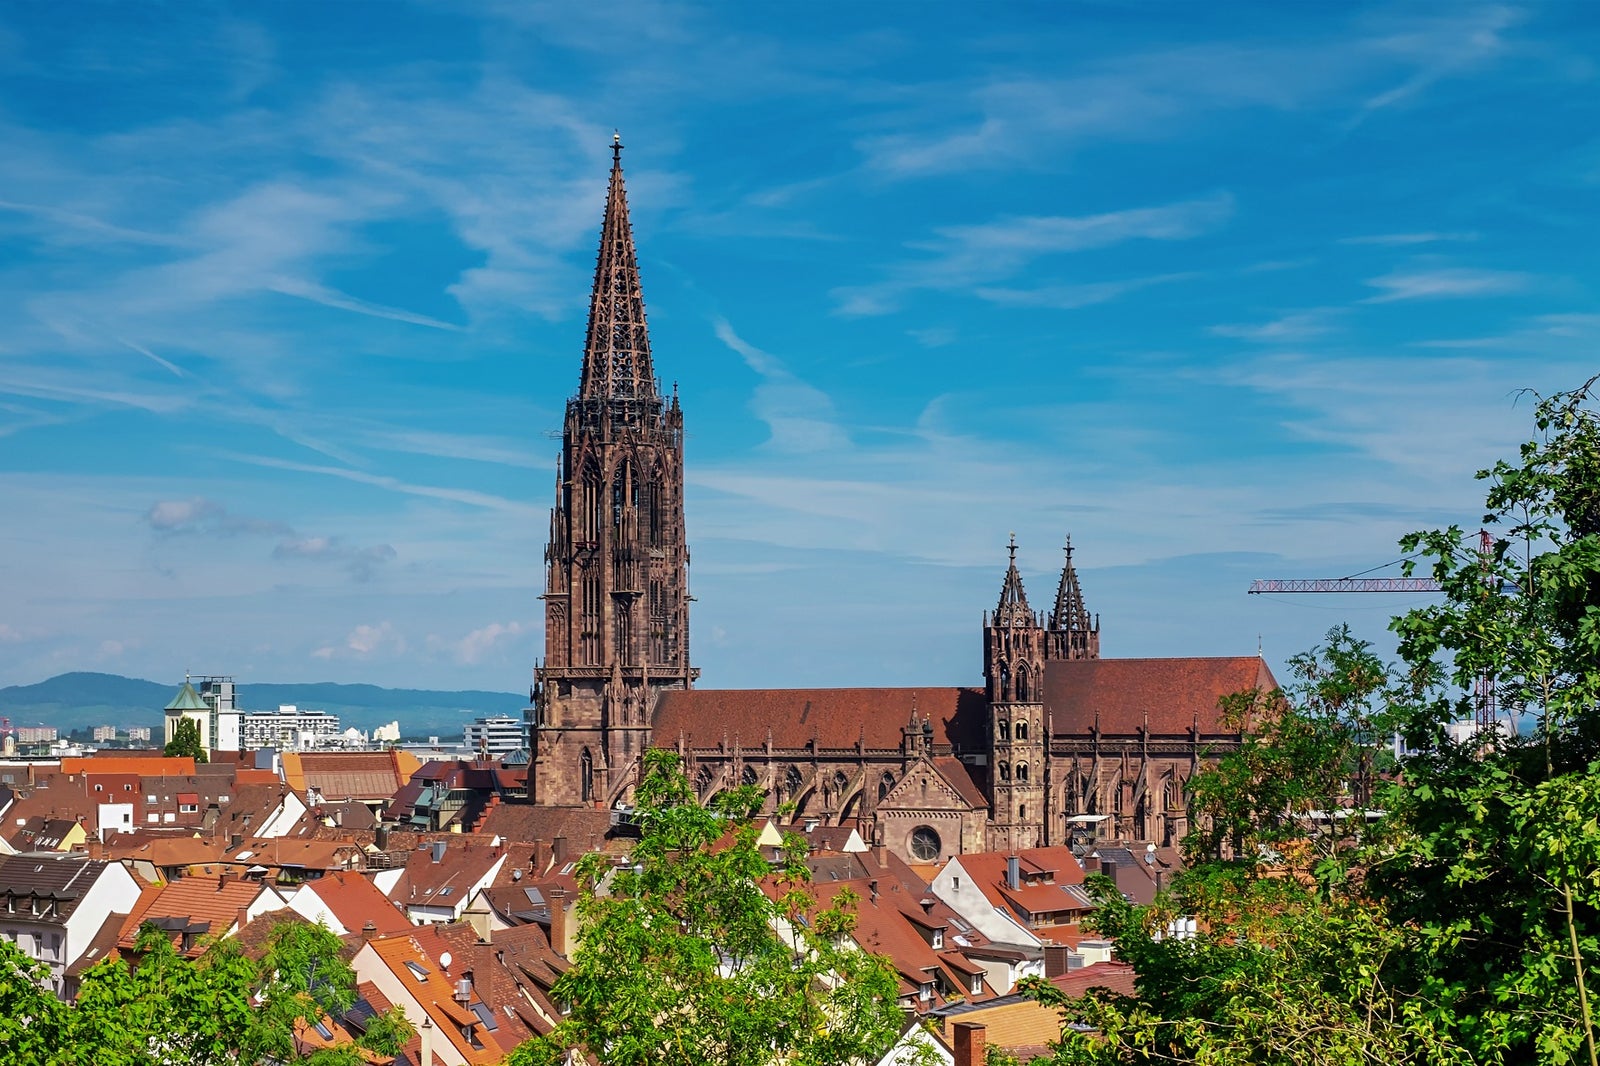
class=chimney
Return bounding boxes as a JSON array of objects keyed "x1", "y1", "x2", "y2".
[
  {"x1": 954, "y1": 1021, "x2": 987, "y2": 1066},
  {"x1": 549, "y1": 887, "x2": 569, "y2": 958},
  {"x1": 1006, "y1": 855, "x2": 1020, "y2": 891},
  {"x1": 218, "y1": 871, "x2": 234, "y2": 888},
  {"x1": 919, "y1": 896, "x2": 935, "y2": 916},
  {"x1": 361, "y1": 920, "x2": 378, "y2": 942},
  {"x1": 873, "y1": 843, "x2": 888, "y2": 868},
  {"x1": 552, "y1": 836, "x2": 567, "y2": 864},
  {"x1": 869, "y1": 879, "x2": 879, "y2": 904},
  {"x1": 1044, "y1": 943, "x2": 1072, "y2": 979},
  {"x1": 431, "y1": 840, "x2": 446, "y2": 864},
  {"x1": 420, "y1": 1017, "x2": 434, "y2": 1066},
  {"x1": 1082, "y1": 854, "x2": 1101, "y2": 875},
  {"x1": 236, "y1": 906, "x2": 250, "y2": 934},
  {"x1": 454, "y1": 977, "x2": 472, "y2": 1004}
]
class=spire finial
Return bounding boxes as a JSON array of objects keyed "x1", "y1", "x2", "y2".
[
  {"x1": 612, "y1": 130, "x2": 623, "y2": 164},
  {"x1": 1007, "y1": 532, "x2": 1017, "y2": 563},
  {"x1": 1064, "y1": 534, "x2": 1072, "y2": 560}
]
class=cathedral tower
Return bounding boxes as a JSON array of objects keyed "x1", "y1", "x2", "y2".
[
  {"x1": 1046, "y1": 535, "x2": 1099, "y2": 661},
  {"x1": 530, "y1": 137, "x2": 694, "y2": 807},
  {"x1": 983, "y1": 536, "x2": 1046, "y2": 850}
]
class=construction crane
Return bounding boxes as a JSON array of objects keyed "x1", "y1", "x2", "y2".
[{"x1": 1248, "y1": 530, "x2": 1499, "y2": 734}]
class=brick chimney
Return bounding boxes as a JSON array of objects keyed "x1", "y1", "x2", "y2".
[
  {"x1": 1044, "y1": 943, "x2": 1072, "y2": 979},
  {"x1": 873, "y1": 843, "x2": 888, "y2": 868},
  {"x1": 361, "y1": 920, "x2": 378, "y2": 942},
  {"x1": 954, "y1": 1021, "x2": 987, "y2": 1066},
  {"x1": 549, "y1": 887, "x2": 569, "y2": 958}
]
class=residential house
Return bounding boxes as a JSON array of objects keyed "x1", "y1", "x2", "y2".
[
  {"x1": 931, "y1": 847, "x2": 1094, "y2": 949},
  {"x1": 351, "y1": 925, "x2": 553, "y2": 1065},
  {"x1": 0, "y1": 853, "x2": 143, "y2": 998},
  {"x1": 118, "y1": 874, "x2": 290, "y2": 958},
  {"x1": 288, "y1": 871, "x2": 411, "y2": 937},
  {"x1": 928, "y1": 960, "x2": 1138, "y2": 1059},
  {"x1": 387, "y1": 840, "x2": 508, "y2": 925}
]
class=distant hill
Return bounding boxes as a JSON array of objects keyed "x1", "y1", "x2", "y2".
[{"x1": 0, "y1": 671, "x2": 526, "y2": 738}]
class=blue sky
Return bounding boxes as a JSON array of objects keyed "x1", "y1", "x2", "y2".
[{"x1": 1, "y1": 2, "x2": 1597, "y2": 700}]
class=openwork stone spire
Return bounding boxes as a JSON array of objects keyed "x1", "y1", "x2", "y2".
[
  {"x1": 579, "y1": 134, "x2": 657, "y2": 403},
  {"x1": 1050, "y1": 535, "x2": 1091, "y2": 632},
  {"x1": 994, "y1": 534, "x2": 1034, "y2": 627},
  {"x1": 1047, "y1": 534, "x2": 1100, "y2": 661}
]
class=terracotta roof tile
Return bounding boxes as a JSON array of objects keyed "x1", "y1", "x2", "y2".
[
  {"x1": 653, "y1": 687, "x2": 988, "y2": 751},
  {"x1": 119, "y1": 875, "x2": 271, "y2": 955},
  {"x1": 1045, "y1": 656, "x2": 1277, "y2": 735},
  {"x1": 301, "y1": 871, "x2": 412, "y2": 936}
]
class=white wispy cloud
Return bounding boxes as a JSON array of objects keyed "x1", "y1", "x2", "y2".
[
  {"x1": 976, "y1": 273, "x2": 1198, "y2": 310},
  {"x1": 1364, "y1": 267, "x2": 1531, "y2": 302},
  {"x1": 712, "y1": 317, "x2": 847, "y2": 453},
  {"x1": 312, "y1": 621, "x2": 406, "y2": 661},
  {"x1": 220, "y1": 453, "x2": 542, "y2": 517},
  {"x1": 834, "y1": 195, "x2": 1230, "y2": 316},
  {"x1": 1339, "y1": 231, "x2": 1479, "y2": 246},
  {"x1": 144, "y1": 497, "x2": 292, "y2": 537},
  {"x1": 452, "y1": 620, "x2": 532, "y2": 665},
  {"x1": 1209, "y1": 310, "x2": 1338, "y2": 342}
]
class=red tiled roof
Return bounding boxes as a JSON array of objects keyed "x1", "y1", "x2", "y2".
[
  {"x1": 957, "y1": 847, "x2": 1092, "y2": 924},
  {"x1": 1049, "y1": 959, "x2": 1137, "y2": 998},
  {"x1": 62, "y1": 756, "x2": 196, "y2": 775},
  {"x1": 119, "y1": 875, "x2": 267, "y2": 954},
  {"x1": 1045, "y1": 656, "x2": 1276, "y2": 735},
  {"x1": 303, "y1": 871, "x2": 412, "y2": 936},
  {"x1": 653, "y1": 687, "x2": 988, "y2": 751},
  {"x1": 931, "y1": 757, "x2": 988, "y2": 808}
]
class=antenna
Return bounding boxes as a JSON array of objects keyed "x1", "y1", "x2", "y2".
[{"x1": 439, "y1": 951, "x2": 452, "y2": 972}]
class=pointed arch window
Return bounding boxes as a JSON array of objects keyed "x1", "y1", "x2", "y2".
[
  {"x1": 741, "y1": 765, "x2": 759, "y2": 788},
  {"x1": 580, "y1": 748, "x2": 594, "y2": 804},
  {"x1": 832, "y1": 770, "x2": 849, "y2": 798},
  {"x1": 998, "y1": 662, "x2": 1011, "y2": 701},
  {"x1": 878, "y1": 771, "x2": 894, "y2": 801},
  {"x1": 1016, "y1": 665, "x2": 1031, "y2": 702},
  {"x1": 695, "y1": 765, "x2": 715, "y2": 799}
]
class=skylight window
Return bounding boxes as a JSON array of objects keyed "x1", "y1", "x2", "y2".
[{"x1": 403, "y1": 961, "x2": 429, "y2": 981}]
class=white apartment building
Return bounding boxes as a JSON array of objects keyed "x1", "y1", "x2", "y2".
[
  {"x1": 463, "y1": 714, "x2": 525, "y2": 756},
  {"x1": 240, "y1": 706, "x2": 343, "y2": 751}
]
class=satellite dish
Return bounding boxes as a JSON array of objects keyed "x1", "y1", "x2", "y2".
[{"x1": 439, "y1": 951, "x2": 452, "y2": 971}]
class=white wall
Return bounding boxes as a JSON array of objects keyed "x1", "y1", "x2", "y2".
[{"x1": 929, "y1": 858, "x2": 1041, "y2": 948}]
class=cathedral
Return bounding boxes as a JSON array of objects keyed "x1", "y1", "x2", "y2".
[{"x1": 527, "y1": 140, "x2": 1273, "y2": 863}]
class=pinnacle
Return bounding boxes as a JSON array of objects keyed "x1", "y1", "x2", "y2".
[
  {"x1": 1051, "y1": 534, "x2": 1091, "y2": 632},
  {"x1": 578, "y1": 135, "x2": 657, "y2": 404},
  {"x1": 995, "y1": 537, "x2": 1033, "y2": 627}
]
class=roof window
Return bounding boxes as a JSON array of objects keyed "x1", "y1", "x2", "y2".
[{"x1": 403, "y1": 961, "x2": 429, "y2": 981}]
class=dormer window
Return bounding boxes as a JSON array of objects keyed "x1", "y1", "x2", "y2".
[
  {"x1": 919, "y1": 982, "x2": 933, "y2": 1003},
  {"x1": 931, "y1": 929, "x2": 944, "y2": 950},
  {"x1": 971, "y1": 973, "x2": 983, "y2": 995}
]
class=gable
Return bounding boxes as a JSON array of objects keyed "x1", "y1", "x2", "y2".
[{"x1": 879, "y1": 758, "x2": 985, "y2": 813}]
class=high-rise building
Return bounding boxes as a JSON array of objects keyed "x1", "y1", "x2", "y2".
[
  {"x1": 464, "y1": 715, "x2": 525, "y2": 757},
  {"x1": 92, "y1": 725, "x2": 117, "y2": 743}
]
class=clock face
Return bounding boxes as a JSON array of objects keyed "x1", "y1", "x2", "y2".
[{"x1": 910, "y1": 826, "x2": 941, "y2": 862}]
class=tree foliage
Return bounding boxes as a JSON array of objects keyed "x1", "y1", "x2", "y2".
[
  {"x1": 1021, "y1": 377, "x2": 1600, "y2": 1066},
  {"x1": 504, "y1": 749, "x2": 904, "y2": 1066},
  {"x1": 0, "y1": 918, "x2": 410, "y2": 1066},
  {"x1": 163, "y1": 716, "x2": 208, "y2": 762}
]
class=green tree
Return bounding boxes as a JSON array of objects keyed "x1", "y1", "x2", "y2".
[
  {"x1": 503, "y1": 749, "x2": 904, "y2": 1066},
  {"x1": 1013, "y1": 378, "x2": 1600, "y2": 1066},
  {"x1": 163, "y1": 716, "x2": 208, "y2": 762}
]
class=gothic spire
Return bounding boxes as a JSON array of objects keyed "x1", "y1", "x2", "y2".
[
  {"x1": 579, "y1": 133, "x2": 657, "y2": 403},
  {"x1": 995, "y1": 533, "x2": 1034, "y2": 627},
  {"x1": 1050, "y1": 534, "x2": 1092, "y2": 633}
]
